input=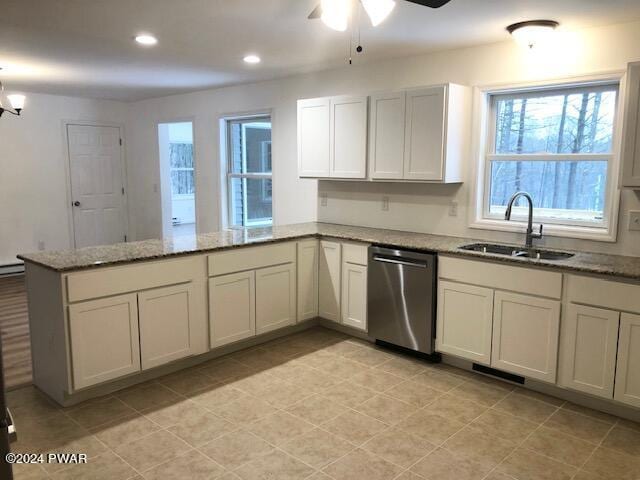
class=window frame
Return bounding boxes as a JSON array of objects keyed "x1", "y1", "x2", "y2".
[
  {"x1": 223, "y1": 114, "x2": 273, "y2": 229},
  {"x1": 470, "y1": 75, "x2": 625, "y2": 242}
]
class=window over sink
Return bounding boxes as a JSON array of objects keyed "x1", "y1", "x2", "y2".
[{"x1": 472, "y1": 79, "x2": 622, "y2": 241}]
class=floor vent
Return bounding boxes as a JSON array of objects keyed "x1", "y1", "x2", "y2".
[
  {"x1": 472, "y1": 363, "x2": 525, "y2": 384},
  {"x1": 374, "y1": 339, "x2": 442, "y2": 364}
]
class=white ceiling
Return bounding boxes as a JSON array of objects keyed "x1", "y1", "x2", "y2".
[{"x1": 2, "y1": 0, "x2": 640, "y2": 101}]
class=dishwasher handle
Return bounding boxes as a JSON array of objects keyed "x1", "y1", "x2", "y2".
[{"x1": 372, "y1": 255, "x2": 428, "y2": 268}]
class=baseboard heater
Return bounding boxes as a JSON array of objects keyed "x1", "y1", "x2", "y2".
[
  {"x1": 0, "y1": 263, "x2": 24, "y2": 277},
  {"x1": 472, "y1": 363, "x2": 525, "y2": 385}
]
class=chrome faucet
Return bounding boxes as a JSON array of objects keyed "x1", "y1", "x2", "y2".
[{"x1": 504, "y1": 191, "x2": 543, "y2": 249}]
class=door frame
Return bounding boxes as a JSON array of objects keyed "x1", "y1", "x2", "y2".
[
  {"x1": 61, "y1": 120, "x2": 129, "y2": 249},
  {"x1": 155, "y1": 116, "x2": 198, "y2": 238}
]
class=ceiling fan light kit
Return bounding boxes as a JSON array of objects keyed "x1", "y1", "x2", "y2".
[{"x1": 507, "y1": 20, "x2": 559, "y2": 49}]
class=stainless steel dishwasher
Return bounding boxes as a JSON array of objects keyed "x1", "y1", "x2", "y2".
[{"x1": 368, "y1": 246, "x2": 437, "y2": 355}]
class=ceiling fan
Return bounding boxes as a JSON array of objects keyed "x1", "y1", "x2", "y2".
[{"x1": 308, "y1": 0, "x2": 452, "y2": 31}]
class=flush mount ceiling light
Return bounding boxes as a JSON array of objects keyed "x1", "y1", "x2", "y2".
[
  {"x1": 243, "y1": 54, "x2": 261, "y2": 64},
  {"x1": 0, "y1": 68, "x2": 25, "y2": 118},
  {"x1": 134, "y1": 34, "x2": 158, "y2": 46},
  {"x1": 309, "y1": 0, "x2": 451, "y2": 31},
  {"x1": 507, "y1": 20, "x2": 559, "y2": 49}
]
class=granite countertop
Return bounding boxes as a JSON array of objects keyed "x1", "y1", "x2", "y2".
[{"x1": 17, "y1": 222, "x2": 640, "y2": 281}]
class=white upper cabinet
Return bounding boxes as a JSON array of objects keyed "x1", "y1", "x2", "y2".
[
  {"x1": 369, "y1": 91, "x2": 406, "y2": 180},
  {"x1": 621, "y1": 62, "x2": 640, "y2": 188},
  {"x1": 404, "y1": 87, "x2": 446, "y2": 180},
  {"x1": 298, "y1": 97, "x2": 331, "y2": 177},
  {"x1": 297, "y1": 84, "x2": 469, "y2": 182},
  {"x1": 330, "y1": 95, "x2": 368, "y2": 178}
]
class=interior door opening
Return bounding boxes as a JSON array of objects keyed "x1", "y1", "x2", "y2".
[{"x1": 158, "y1": 121, "x2": 196, "y2": 238}]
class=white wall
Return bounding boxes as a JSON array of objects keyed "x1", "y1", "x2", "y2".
[
  {"x1": 0, "y1": 92, "x2": 127, "y2": 266},
  {"x1": 126, "y1": 19, "x2": 640, "y2": 256}
]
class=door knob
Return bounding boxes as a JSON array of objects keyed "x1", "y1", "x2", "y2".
[{"x1": 73, "y1": 201, "x2": 81, "y2": 207}]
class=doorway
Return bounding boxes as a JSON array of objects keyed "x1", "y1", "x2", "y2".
[
  {"x1": 157, "y1": 121, "x2": 196, "y2": 238},
  {"x1": 66, "y1": 124, "x2": 127, "y2": 248}
]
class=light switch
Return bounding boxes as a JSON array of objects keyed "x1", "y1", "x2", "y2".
[
  {"x1": 320, "y1": 192, "x2": 328, "y2": 207},
  {"x1": 629, "y1": 211, "x2": 640, "y2": 231}
]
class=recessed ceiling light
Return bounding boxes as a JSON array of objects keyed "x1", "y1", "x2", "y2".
[
  {"x1": 243, "y1": 54, "x2": 261, "y2": 64},
  {"x1": 507, "y1": 20, "x2": 559, "y2": 49},
  {"x1": 135, "y1": 34, "x2": 158, "y2": 46}
]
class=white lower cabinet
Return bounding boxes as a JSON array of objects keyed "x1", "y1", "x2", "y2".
[
  {"x1": 256, "y1": 263, "x2": 296, "y2": 334},
  {"x1": 68, "y1": 293, "x2": 140, "y2": 390},
  {"x1": 319, "y1": 240, "x2": 342, "y2": 322},
  {"x1": 209, "y1": 271, "x2": 256, "y2": 348},
  {"x1": 491, "y1": 292, "x2": 560, "y2": 383},
  {"x1": 297, "y1": 240, "x2": 319, "y2": 321},
  {"x1": 341, "y1": 262, "x2": 367, "y2": 331},
  {"x1": 559, "y1": 304, "x2": 620, "y2": 398},
  {"x1": 436, "y1": 281, "x2": 493, "y2": 365},
  {"x1": 615, "y1": 313, "x2": 640, "y2": 408},
  {"x1": 138, "y1": 283, "x2": 199, "y2": 370}
]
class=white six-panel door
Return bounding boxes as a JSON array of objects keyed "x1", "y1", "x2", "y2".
[
  {"x1": 492, "y1": 291, "x2": 560, "y2": 383},
  {"x1": 67, "y1": 124, "x2": 126, "y2": 248},
  {"x1": 319, "y1": 241, "x2": 342, "y2": 323},
  {"x1": 404, "y1": 87, "x2": 446, "y2": 181},
  {"x1": 330, "y1": 95, "x2": 368, "y2": 178},
  {"x1": 436, "y1": 280, "x2": 493, "y2": 365},
  {"x1": 559, "y1": 304, "x2": 620, "y2": 399},
  {"x1": 68, "y1": 293, "x2": 140, "y2": 390},
  {"x1": 369, "y1": 91, "x2": 406, "y2": 180},
  {"x1": 615, "y1": 312, "x2": 640, "y2": 408}
]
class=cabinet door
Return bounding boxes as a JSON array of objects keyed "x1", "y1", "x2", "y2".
[
  {"x1": 298, "y1": 97, "x2": 330, "y2": 177},
  {"x1": 369, "y1": 91, "x2": 405, "y2": 180},
  {"x1": 256, "y1": 263, "x2": 296, "y2": 335},
  {"x1": 138, "y1": 283, "x2": 198, "y2": 370},
  {"x1": 341, "y1": 263, "x2": 367, "y2": 331},
  {"x1": 559, "y1": 304, "x2": 619, "y2": 399},
  {"x1": 404, "y1": 86, "x2": 446, "y2": 181},
  {"x1": 621, "y1": 62, "x2": 640, "y2": 187},
  {"x1": 492, "y1": 292, "x2": 560, "y2": 383},
  {"x1": 319, "y1": 240, "x2": 342, "y2": 323},
  {"x1": 68, "y1": 294, "x2": 140, "y2": 390},
  {"x1": 209, "y1": 271, "x2": 256, "y2": 348},
  {"x1": 330, "y1": 95, "x2": 368, "y2": 179},
  {"x1": 614, "y1": 312, "x2": 640, "y2": 408},
  {"x1": 297, "y1": 240, "x2": 319, "y2": 321},
  {"x1": 436, "y1": 280, "x2": 493, "y2": 365}
]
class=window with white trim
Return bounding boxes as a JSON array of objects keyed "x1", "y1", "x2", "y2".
[
  {"x1": 478, "y1": 82, "x2": 619, "y2": 234},
  {"x1": 225, "y1": 116, "x2": 272, "y2": 228}
]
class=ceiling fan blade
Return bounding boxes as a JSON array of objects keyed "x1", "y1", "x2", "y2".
[
  {"x1": 404, "y1": 0, "x2": 452, "y2": 8},
  {"x1": 308, "y1": 4, "x2": 322, "y2": 19}
]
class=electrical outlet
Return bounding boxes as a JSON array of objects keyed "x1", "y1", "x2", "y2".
[
  {"x1": 382, "y1": 196, "x2": 389, "y2": 211},
  {"x1": 320, "y1": 192, "x2": 328, "y2": 207},
  {"x1": 448, "y1": 201, "x2": 458, "y2": 217},
  {"x1": 153, "y1": 183, "x2": 158, "y2": 193},
  {"x1": 629, "y1": 211, "x2": 640, "y2": 231},
  {"x1": 37, "y1": 241, "x2": 45, "y2": 251}
]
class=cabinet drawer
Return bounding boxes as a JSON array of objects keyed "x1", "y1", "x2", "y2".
[
  {"x1": 66, "y1": 256, "x2": 202, "y2": 303},
  {"x1": 342, "y1": 242, "x2": 369, "y2": 266},
  {"x1": 438, "y1": 255, "x2": 562, "y2": 299},
  {"x1": 208, "y1": 242, "x2": 296, "y2": 277},
  {"x1": 567, "y1": 275, "x2": 640, "y2": 314}
]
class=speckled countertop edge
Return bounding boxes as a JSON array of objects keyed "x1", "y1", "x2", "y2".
[{"x1": 17, "y1": 222, "x2": 640, "y2": 281}]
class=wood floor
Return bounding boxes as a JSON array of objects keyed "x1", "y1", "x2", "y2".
[{"x1": 0, "y1": 275, "x2": 32, "y2": 389}]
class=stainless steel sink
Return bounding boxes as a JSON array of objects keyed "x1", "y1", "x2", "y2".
[{"x1": 459, "y1": 243, "x2": 574, "y2": 261}]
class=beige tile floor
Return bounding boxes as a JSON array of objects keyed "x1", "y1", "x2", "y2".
[{"x1": 6, "y1": 326, "x2": 640, "y2": 480}]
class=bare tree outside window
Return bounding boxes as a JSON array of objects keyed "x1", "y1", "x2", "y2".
[{"x1": 487, "y1": 84, "x2": 618, "y2": 226}]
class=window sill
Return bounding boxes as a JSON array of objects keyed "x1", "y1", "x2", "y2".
[{"x1": 469, "y1": 218, "x2": 616, "y2": 243}]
